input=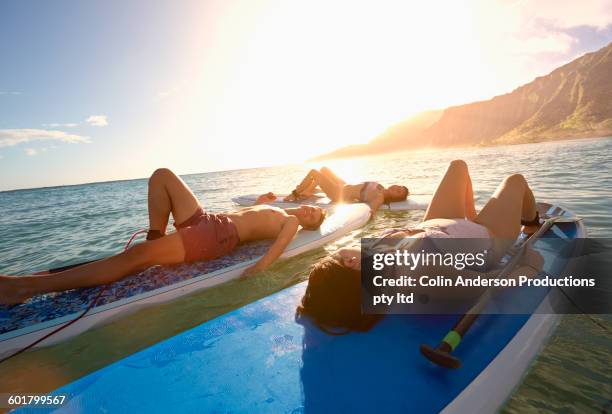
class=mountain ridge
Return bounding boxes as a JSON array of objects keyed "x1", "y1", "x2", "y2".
[{"x1": 313, "y1": 42, "x2": 612, "y2": 161}]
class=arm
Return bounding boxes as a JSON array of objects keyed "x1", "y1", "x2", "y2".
[
  {"x1": 368, "y1": 193, "x2": 385, "y2": 218},
  {"x1": 245, "y1": 217, "x2": 299, "y2": 274}
]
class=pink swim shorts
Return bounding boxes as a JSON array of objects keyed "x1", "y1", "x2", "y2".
[{"x1": 175, "y1": 206, "x2": 240, "y2": 263}]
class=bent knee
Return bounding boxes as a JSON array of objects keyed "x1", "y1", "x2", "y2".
[
  {"x1": 308, "y1": 169, "x2": 322, "y2": 178},
  {"x1": 503, "y1": 173, "x2": 527, "y2": 188},
  {"x1": 149, "y1": 168, "x2": 175, "y2": 185},
  {"x1": 449, "y1": 159, "x2": 468, "y2": 170}
]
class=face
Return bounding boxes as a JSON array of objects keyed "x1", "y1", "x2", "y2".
[
  {"x1": 334, "y1": 247, "x2": 362, "y2": 271},
  {"x1": 386, "y1": 185, "x2": 407, "y2": 200},
  {"x1": 298, "y1": 205, "x2": 323, "y2": 229}
]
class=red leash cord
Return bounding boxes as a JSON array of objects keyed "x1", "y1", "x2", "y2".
[
  {"x1": 123, "y1": 230, "x2": 148, "y2": 251},
  {"x1": 0, "y1": 229, "x2": 148, "y2": 365}
]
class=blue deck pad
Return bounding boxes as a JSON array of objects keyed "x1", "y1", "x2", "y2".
[
  {"x1": 16, "y1": 283, "x2": 532, "y2": 414},
  {"x1": 18, "y1": 221, "x2": 579, "y2": 414}
]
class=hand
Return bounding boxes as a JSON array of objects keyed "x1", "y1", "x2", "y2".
[
  {"x1": 243, "y1": 264, "x2": 266, "y2": 277},
  {"x1": 255, "y1": 192, "x2": 277, "y2": 205}
]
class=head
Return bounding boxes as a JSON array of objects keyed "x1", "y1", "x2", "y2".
[
  {"x1": 383, "y1": 185, "x2": 409, "y2": 204},
  {"x1": 295, "y1": 205, "x2": 326, "y2": 230},
  {"x1": 296, "y1": 247, "x2": 382, "y2": 334}
]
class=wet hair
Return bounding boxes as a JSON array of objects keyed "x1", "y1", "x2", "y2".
[
  {"x1": 383, "y1": 185, "x2": 409, "y2": 204},
  {"x1": 296, "y1": 256, "x2": 382, "y2": 334},
  {"x1": 301, "y1": 208, "x2": 327, "y2": 231}
]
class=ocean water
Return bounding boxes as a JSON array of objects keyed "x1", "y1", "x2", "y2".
[{"x1": 1, "y1": 137, "x2": 611, "y2": 412}]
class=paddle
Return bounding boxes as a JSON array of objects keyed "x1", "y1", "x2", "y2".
[
  {"x1": 33, "y1": 259, "x2": 101, "y2": 275},
  {"x1": 419, "y1": 215, "x2": 581, "y2": 369},
  {"x1": 1, "y1": 230, "x2": 147, "y2": 365}
]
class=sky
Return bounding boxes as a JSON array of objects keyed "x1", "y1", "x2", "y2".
[{"x1": 0, "y1": 0, "x2": 611, "y2": 191}]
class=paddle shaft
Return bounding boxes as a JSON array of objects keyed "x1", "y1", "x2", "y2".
[{"x1": 420, "y1": 216, "x2": 573, "y2": 368}]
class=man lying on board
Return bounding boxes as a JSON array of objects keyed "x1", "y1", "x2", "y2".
[{"x1": 0, "y1": 168, "x2": 326, "y2": 305}]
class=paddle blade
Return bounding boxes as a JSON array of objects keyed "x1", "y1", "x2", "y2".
[{"x1": 420, "y1": 344, "x2": 462, "y2": 369}]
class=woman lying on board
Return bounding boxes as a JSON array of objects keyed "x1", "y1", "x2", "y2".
[
  {"x1": 283, "y1": 166, "x2": 409, "y2": 214},
  {"x1": 0, "y1": 168, "x2": 326, "y2": 305},
  {"x1": 296, "y1": 160, "x2": 543, "y2": 333}
]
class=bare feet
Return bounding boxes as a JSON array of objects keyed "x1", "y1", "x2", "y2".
[
  {"x1": 0, "y1": 275, "x2": 34, "y2": 305},
  {"x1": 284, "y1": 192, "x2": 314, "y2": 202},
  {"x1": 256, "y1": 192, "x2": 278, "y2": 205}
]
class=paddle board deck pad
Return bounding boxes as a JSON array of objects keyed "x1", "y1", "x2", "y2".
[
  {"x1": 20, "y1": 203, "x2": 585, "y2": 414},
  {"x1": 233, "y1": 193, "x2": 431, "y2": 211},
  {"x1": 0, "y1": 204, "x2": 371, "y2": 357}
]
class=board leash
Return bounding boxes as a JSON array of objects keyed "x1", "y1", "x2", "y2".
[{"x1": 0, "y1": 230, "x2": 147, "y2": 365}]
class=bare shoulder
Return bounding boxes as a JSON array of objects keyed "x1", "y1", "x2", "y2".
[
  {"x1": 238, "y1": 205, "x2": 284, "y2": 214},
  {"x1": 285, "y1": 215, "x2": 299, "y2": 226},
  {"x1": 268, "y1": 205, "x2": 286, "y2": 214}
]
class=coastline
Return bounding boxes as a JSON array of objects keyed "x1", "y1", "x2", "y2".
[{"x1": 311, "y1": 134, "x2": 612, "y2": 162}]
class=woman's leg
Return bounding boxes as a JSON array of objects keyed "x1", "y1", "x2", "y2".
[
  {"x1": 320, "y1": 167, "x2": 346, "y2": 186},
  {"x1": 147, "y1": 168, "x2": 201, "y2": 235},
  {"x1": 474, "y1": 174, "x2": 537, "y2": 240},
  {"x1": 464, "y1": 172, "x2": 477, "y2": 221},
  {"x1": 300, "y1": 179, "x2": 319, "y2": 197},
  {"x1": 423, "y1": 160, "x2": 476, "y2": 221},
  {"x1": 0, "y1": 233, "x2": 186, "y2": 305},
  {"x1": 292, "y1": 169, "x2": 342, "y2": 201},
  {"x1": 284, "y1": 177, "x2": 319, "y2": 201}
]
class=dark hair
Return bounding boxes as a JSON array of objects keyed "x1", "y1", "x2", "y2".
[
  {"x1": 301, "y1": 208, "x2": 327, "y2": 231},
  {"x1": 383, "y1": 185, "x2": 409, "y2": 204},
  {"x1": 296, "y1": 256, "x2": 381, "y2": 334}
]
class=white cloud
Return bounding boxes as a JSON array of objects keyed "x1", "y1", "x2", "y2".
[
  {"x1": 521, "y1": 0, "x2": 612, "y2": 30},
  {"x1": 475, "y1": 0, "x2": 612, "y2": 56},
  {"x1": 0, "y1": 91, "x2": 21, "y2": 96},
  {"x1": 42, "y1": 123, "x2": 78, "y2": 128},
  {"x1": 85, "y1": 115, "x2": 108, "y2": 127},
  {"x1": 520, "y1": 31, "x2": 576, "y2": 54},
  {"x1": 462, "y1": 0, "x2": 611, "y2": 95},
  {"x1": 0, "y1": 129, "x2": 91, "y2": 148}
]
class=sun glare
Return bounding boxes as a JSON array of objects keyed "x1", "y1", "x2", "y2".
[{"x1": 149, "y1": 1, "x2": 483, "y2": 172}]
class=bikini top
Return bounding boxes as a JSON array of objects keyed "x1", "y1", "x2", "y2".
[{"x1": 359, "y1": 181, "x2": 384, "y2": 202}]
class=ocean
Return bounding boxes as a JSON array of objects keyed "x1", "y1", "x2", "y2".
[{"x1": 1, "y1": 137, "x2": 611, "y2": 412}]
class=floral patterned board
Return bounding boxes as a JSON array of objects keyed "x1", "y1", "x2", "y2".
[{"x1": 0, "y1": 240, "x2": 272, "y2": 335}]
